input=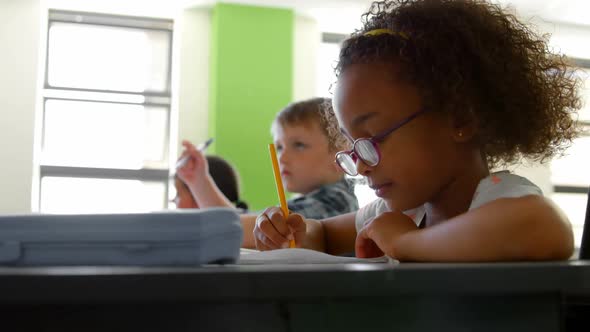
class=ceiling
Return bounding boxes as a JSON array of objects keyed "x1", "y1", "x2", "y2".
[{"x1": 46, "y1": 0, "x2": 590, "y2": 33}]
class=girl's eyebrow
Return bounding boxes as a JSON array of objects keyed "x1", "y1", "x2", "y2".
[
  {"x1": 340, "y1": 111, "x2": 379, "y2": 141},
  {"x1": 351, "y1": 112, "x2": 378, "y2": 128},
  {"x1": 339, "y1": 127, "x2": 354, "y2": 141}
]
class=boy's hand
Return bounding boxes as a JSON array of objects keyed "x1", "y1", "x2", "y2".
[
  {"x1": 355, "y1": 210, "x2": 418, "y2": 258},
  {"x1": 176, "y1": 140, "x2": 209, "y2": 187},
  {"x1": 254, "y1": 207, "x2": 306, "y2": 251}
]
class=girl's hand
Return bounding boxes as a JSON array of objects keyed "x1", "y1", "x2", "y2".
[
  {"x1": 254, "y1": 207, "x2": 306, "y2": 251},
  {"x1": 355, "y1": 210, "x2": 418, "y2": 258},
  {"x1": 176, "y1": 140, "x2": 209, "y2": 187}
]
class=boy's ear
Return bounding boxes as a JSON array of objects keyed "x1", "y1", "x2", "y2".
[{"x1": 450, "y1": 109, "x2": 478, "y2": 142}]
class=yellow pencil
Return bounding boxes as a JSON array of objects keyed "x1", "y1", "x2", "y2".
[{"x1": 269, "y1": 143, "x2": 296, "y2": 248}]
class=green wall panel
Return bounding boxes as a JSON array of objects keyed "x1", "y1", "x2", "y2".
[{"x1": 209, "y1": 3, "x2": 293, "y2": 210}]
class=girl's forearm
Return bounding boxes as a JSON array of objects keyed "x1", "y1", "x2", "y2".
[
  {"x1": 321, "y1": 213, "x2": 358, "y2": 255},
  {"x1": 393, "y1": 196, "x2": 574, "y2": 262},
  {"x1": 303, "y1": 219, "x2": 327, "y2": 252},
  {"x1": 239, "y1": 214, "x2": 257, "y2": 249}
]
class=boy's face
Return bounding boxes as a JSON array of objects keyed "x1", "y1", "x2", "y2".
[
  {"x1": 273, "y1": 121, "x2": 341, "y2": 195},
  {"x1": 334, "y1": 62, "x2": 463, "y2": 211},
  {"x1": 173, "y1": 178, "x2": 199, "y2": 209}
]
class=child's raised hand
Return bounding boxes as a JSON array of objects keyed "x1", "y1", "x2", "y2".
[
  {"x1": 355, "y1": 210, "x2": 418, "y2": 259},
  {"x1": 254, "y1": 207, "x2": 306, "y2": 251},
  {"x1": 177, "y1": 140, "x2": 209, "y2": 186}
]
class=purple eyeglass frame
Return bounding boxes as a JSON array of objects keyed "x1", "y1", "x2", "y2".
[{"x1": 335, "y1": 108, "x2": 429, "y2": 175}]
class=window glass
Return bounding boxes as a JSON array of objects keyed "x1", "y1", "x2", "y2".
[
  {"x1": 42, "y1": 99, "x2": 168, "y2": 169},
  {"x1": 47, "y1": 22, "x2": 170, "y2": 92},
  {"x1": 41, "y1": 177, "x2": 166, "y2": 214}
]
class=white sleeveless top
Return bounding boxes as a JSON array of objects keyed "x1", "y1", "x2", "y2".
[{"x1": 355, "y1": 171, "x2": 543, "y2": 232}]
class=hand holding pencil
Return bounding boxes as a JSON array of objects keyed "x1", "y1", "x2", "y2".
[
  {"x1": 250, "y1": 144, "x2": 308, "y2": 251},
  {"x1": 269, "y1": 143, "x2": 296, "y2": 248},
  {"x1": 176, "y1": 138, "x2": 213, "y2": 187},
  {"x1": 176, "y1": 138, "x2": 214, "y2": 169}
]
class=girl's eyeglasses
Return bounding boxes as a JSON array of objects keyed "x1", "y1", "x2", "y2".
[{"x1": 335, "y1": 108, "x2": 428, "y2": 176}]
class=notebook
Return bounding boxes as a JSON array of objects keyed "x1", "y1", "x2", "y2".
[{"x1": 237, "y1": 248, "x2": 397, "y2": 265}]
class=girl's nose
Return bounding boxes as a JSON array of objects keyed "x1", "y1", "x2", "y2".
[{"x1": 355, "y1": 157, "x2": 373, "y2": 176}]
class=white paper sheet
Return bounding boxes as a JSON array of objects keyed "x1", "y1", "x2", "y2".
[{"x1": 237, "y1": 248, "x2": 398, "y2": 265}]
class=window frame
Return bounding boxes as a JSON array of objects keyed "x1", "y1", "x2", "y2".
[
  {"x1": 553, "y1": 57, "x2": 590, "y2": 195},
  {"x1": 38, "y1": 10, "x2": 174, "y2": 212}
]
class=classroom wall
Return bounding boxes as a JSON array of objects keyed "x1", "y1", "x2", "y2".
[
  {"x1": 293, "y1": 15, "x2": 319, "y2": 101},
  {"x1": 0, "y1": 0, "x2": 41, "y2": 213},
  {"x1": 175, "y1": 9, "x2": 320, "y2": 151},
  {"x1": 175, "y1": 7, "x2": 212, "y2": 156},
  {"x1": 209, "y1": 3, "x2": 294, "y2": 210}
]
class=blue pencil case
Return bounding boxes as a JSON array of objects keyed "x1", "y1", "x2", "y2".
[{"x1": 0, "y1": 207, "x2": 242, "y2": 266}]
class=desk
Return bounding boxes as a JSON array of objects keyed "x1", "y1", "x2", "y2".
[{"x1": 0, "y1": 261, "x2": 589, "y2": 331}]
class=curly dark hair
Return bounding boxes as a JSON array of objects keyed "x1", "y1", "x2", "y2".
[{"x1": 336, "y1": 0, "x2": 582, "y2": 166}]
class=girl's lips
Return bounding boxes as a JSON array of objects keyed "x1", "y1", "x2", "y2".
[{"x1": 371, "y1": 182, "x2": 393, "y2": 198}]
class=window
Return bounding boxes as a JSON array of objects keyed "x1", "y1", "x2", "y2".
[
  {"x1": 550, "y1": 63, "x2": 590, "y2": 247},
  {"x1": 316, "y1": 33, "x2": 345, "y2": 98},
  {"x1": 39, "y1": 11, "x2": 174, "y2": 214}
]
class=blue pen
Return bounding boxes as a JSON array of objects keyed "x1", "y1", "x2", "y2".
[{"x1": 175, "y1": 138, "x2": 214, "y2": 169}]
